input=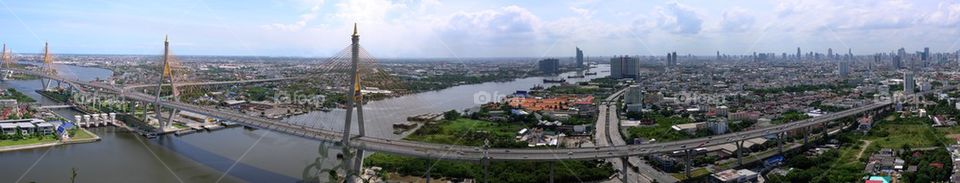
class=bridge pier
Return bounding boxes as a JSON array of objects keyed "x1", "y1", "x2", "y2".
[
  {"x1": 482, "y1": 139, "x2": 490, "y2": 183},
  {"x1": 141, "y1": 101, "x2": 148, "y2": 121},
  {"x1": 550, "y1": 161, "x2": 555, "y2": 183},
  {"x1": 736, "y1": 140, "x2": 744, "y2": 167},
  {"x1": 803, "y1": 127, "x2": 809, "y2": 144},
  {"x1": 778, "y1": 132, "x2": 784, "y2": 155},
  {"x1": 684, "y1": 149, "x2": 692, "y2": 179},
  {"x1": 425, "y1": 162, "x2": 432, "y2": 183},
  {"x1": 622, "y1": 156, "x2": 629, "y2": 183},
  {"x1": 821, "y1": 122, "x2": 829, "y2": 141}
]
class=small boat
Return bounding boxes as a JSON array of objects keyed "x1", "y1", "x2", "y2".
[
  {"x1": 584, "y1": 72, "x2": 597, "y2": 75},
  {"x1": 567, "y1": 75, "x2": 585, "y2": 78},
  {"x1": 543, "y1": 78, "x2": 566, "y2": 83}
]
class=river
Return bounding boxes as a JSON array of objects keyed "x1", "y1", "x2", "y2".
[{"x1": 0, "y1": 64, "x2": 609, "y2": 183}]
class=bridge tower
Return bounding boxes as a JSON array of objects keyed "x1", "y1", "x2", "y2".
[
  {"x1": 39, "y1": 42, "x2": 58, "y2": 91},
  {"x1": 340, "y1": 23, "x2": 367, "y2": 182},
  {"x1": 0, "y1": 43, "x2": 10, "y2": 80},
  {"x1": 153, "y1": 35, "x2": 180, "y2": 131}
]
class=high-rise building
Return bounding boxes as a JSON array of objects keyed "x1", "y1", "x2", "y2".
[
  {"x1": 666, "y1": 52, "x2": 678, "y2": 66},
  {"x1": 923, "y1": 47, "x2": 930, "y2": 61},
  {"x1": 707, "y1": 119, "x2": 728, "y2": 135},
  {"x1": 671, "y1": 52, "x2": 678, "y2": 66},
  {"x1": 666, "y1": 53, "x2": 672, "y2": 66},
  {"x1": 828, "y1": 48, "x2": 833, "y2": 60},
  {"x1": 904, "y1": 72, "x2": 915, "y2": 95},
  {"x1": 610, "y1": 55, "x2": 639, "y2": 79},
  {"x1": 575, "y1": 47, "x2": 584, "y2": 68},
  {"x1": 893, "y1": 55, "x2": 902, "y2": 70},
  {"x1": 625, "y1": 85, "x2": 643, "y2": 112},
  {"x1": 797, "y1": 47, "x2": 802, "y2": 60},
  {"x1": 717, "y1": 51, "x2": 721, "y2": 60},
  {"x1": 538, "y1": 58, "x2": 560, "y2": 74},
  {"x1": 839, "y1": 61, "x2": 849, "y2": 78}
]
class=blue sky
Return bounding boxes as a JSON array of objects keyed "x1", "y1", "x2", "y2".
[{"x1": 0, "y1": 0, "x2": 959, "y2": 57}]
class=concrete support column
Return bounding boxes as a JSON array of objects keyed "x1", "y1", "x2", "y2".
[
  {"x1": 425, "y1": 165, "x2": 431, "y2": 183},
  {"x1": 482, "y1": 139, "x2": 490, "y2": 183},
  {"x1": 550, "y1": 161, "x2": 555, "y2": 183},
  {"x1": 736, "y1": 140, "x2": 744, "y2": 167},
  {"x1": 778, "y1": 132, "x2": 784, "y2": 155},
  {"x1": 684, "y1": 149, "x2": 692, "y2": 179},
  {"x1": 622, "y1": 157, "x2": 629, "y2": 183},
  {"x1": 822, "y1": 123, "x2": 829, "y2": 140},
  {"x1": 141, "y1": 102, "x2": 148, "y2": 121},
  {"x1": 482, "y1": 158, "x2": 489, "y2": 183}
]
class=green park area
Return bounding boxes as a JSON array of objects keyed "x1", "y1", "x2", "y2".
[{"x1": 365, "y1": 113, "x2": 614, "y2": 182}]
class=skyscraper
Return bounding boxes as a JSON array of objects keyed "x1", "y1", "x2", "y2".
[
  {"x1": 828, "y1": 48, "x2": 833, "y2": 60},
  {"x1": 846, "y1": 48, "x2": 852, "y2": 61},
  {"x1": 904, "y1": 72, "x2": 915, "y2": 95},
  {"x1": 610, "y1": 55, "x2": 639, "y2": 79},
  {"x1": 797, "y1": 47, "x2": 802, "y2": 60},
  {"x1": 893, "y1": 55, "x2": 902, "y2": 70},
  {"x1": 839, "y1": 61, "x2": 849, "y2": 78},
  {"x1": 539, "y1": 58, "x2": 560, "y2": 74},
  {"x1": 666, "y1": 52, "x2": 673, "y2": 66},
  {"x1": 923, "y1": 47, "x2": 930, "y2": 61},
  {"x1": 671, "y1": 52, "x2": 678, "y2": 66},
  {"x1": 575, "y1": 47, "x2": 584, "y2": 68}
]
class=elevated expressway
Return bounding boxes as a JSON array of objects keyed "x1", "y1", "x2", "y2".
[
  {"x1": 20, "y1": 69, "x2": 946, "y2": 162},
  {"x1": 122, "y1": 77, "x2": 302, "y2": 90}
]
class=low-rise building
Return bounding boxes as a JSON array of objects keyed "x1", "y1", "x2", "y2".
[{"x1": 710, "y1": 169, "x2": 758, "y2": 183}]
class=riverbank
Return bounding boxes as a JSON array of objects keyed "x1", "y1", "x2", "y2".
[{"x1": 0, "y1": 128, "x2": 99, "y2": 152}]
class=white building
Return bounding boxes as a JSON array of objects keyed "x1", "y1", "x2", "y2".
[
  {"x1": 707, "y1": 119, "x2": 728, "y2": 135},
  {"x1": 710, "y1": 169, "x2": 758, "y2": 183}
]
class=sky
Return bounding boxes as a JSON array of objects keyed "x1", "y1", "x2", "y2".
[{"x1": 0, "y1": 0, "x2": 959, "y2": 58}]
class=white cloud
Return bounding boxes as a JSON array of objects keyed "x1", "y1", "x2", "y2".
[
  {"x1": 655, "y1": 2, "x2": 703, "y2": 34},
  {"x1": 719, "y1": 7, "x2": 754, "y2": 32},
  {"x1": 570, "y1": 6, "x2": 592, "y2": 18},
  {"x1": 263, "y1": 5, "x2": 322, "y2": 31},
  {"x1": 925, "y1": 1, "x2": 960, "y2": 27},
  {"x1": 773, "y1": 0, "x2": 922, "y2": 32},
  {"x1": 438, "y1": 5, "x2": 542, "y2": 46}
]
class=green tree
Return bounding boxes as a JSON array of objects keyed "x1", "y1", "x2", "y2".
[{"x1": 443, "y1": 110, "x2": 461, "y2": 121}]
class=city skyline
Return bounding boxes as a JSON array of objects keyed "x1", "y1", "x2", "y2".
[{"x1": 0, "y1": 0, "x2": 958, "y2": 58}]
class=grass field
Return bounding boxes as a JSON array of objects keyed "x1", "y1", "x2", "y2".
[
  {"x1": 72, "y1": 129, "x2": 97, "y2": 140},
  {"x1": 626, "y1": 114, "x2": 694, "y2": 141},
  {"x1": 0, "y1": 135, "x2": 58, "y2": 147},
  {"x1": 405, "y1": 118, "x2": 524, "y2": 147},
  {"x1": 865, "y1": 116, "x2": 943, "y2": 150}
]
